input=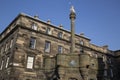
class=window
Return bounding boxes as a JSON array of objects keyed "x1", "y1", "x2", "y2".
[
  {"x1": 80, "y1": 40, "x2": 84, "y2": 45},
  {"x1": 92, "y1": 53, "x2": 98, "y2": 58},
  {"x1": 58, "y1": 45, "x2": 63, "y2": 53},
  {"x1": 5, "y1": 57, "x2": 9, "y2": 68},
  {"x1": 29, "y1": 37, "x2": 36, "y2": 49},
  {"x1": 80, "y1": 47, "x2": 83, "y2": 53},
  {"x1": 10, "y1": 39, "x2": 13, "y2": 48},
  {"x1": 45, "y1": 41, "x2": 51, "y2": 53},
  {"x1": 110, "y1": 69, "x2": 113, "y2": 77},
  {"x1": 103, "y1": 56, "x2": 106, "y2": 62},
  {"x1": 0, "y1": 60, "x2": 4, "y2": 70},
  {"x1": 108, "y1": 58, "x2": 112, "y2": 63},
  {"x1": 5, "y1": 43, "x2": 8, "y2": 51},
  {"x1": 46, "y1": 27, "x2": 51, "y2": 34},
  {"x1": 32, "y1": 23, "x2": 37, "y2": 30},
  {"x1": 104, "y1": 70, "x2": 107, "y2": 76},
  {"x1": 26, "y1": 56, "x2": 34, "y2": 69},
  {"x1": 58, "y1": 32, "x2": 63, "y2": 38},
  {"x1": 0, "y1": 47, "x2": 4, "y2": 55}
]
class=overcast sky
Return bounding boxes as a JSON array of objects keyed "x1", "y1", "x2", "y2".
[{"x1": 0, "y1": 0, "x2": 120, "y2": 50}]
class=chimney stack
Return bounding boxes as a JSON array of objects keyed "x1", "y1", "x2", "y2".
[
  {"x1": 47, "y1": 19, "x2": 51, "y2": 24},
  {"x1": 34, "y1": 15, "x2": 39, "y2": 19}
]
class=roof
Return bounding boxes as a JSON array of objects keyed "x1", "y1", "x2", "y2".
[{"x1": 0, "y1": 13, "x2": 91, "y2": 41}]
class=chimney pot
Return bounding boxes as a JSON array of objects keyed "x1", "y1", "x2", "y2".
[
  {"x1": 34, "y1": 15, "x2": 39, "y2": 19},
  {"x1": 47, "y1": 19, "x2": 51, "y2": 24},
  {"x1": 80, "y1": 33, "x2": 84, "y2": 36},
  {"x1": 59, "y1": 24, "x2": 63, "y2": 28}
]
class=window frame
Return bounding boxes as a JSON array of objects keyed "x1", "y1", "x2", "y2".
[
  {"x1": 44, "y1": 41, "x2": 51, "y2": 53},
  {"x1": 0, "y1": 60, "x2": 4, "y2": 70},
  {"x1": 104, "y1": 70, "x2": 107, "y2": 76},
  {"x1": 80, "y1": 47, "x2": 84, "y2": 53},
  {"x1": 58, "y1": 45, "x2": 63, "y2": 53},
  {"x1": 0, "y1": 47, "x2": 4, "y2": 55},
  {"x1": 46, "y1": 27, "x2": 51, "y2": 35},
  {"x1": 26, "y1": 56, "x2": 34, "y2": 69},
  {"x1": 10, "y1": 39, "x2": 13, "y2": 48},
  {"x1": 31, "y1": 23, "x2": 38, "y2": 30},
  {"x1": 110, "y1": 69, "x2": 113, "y2": 77},
  {"x1": 5, "y1": 43, "x2": 9, "y2": 51},
  {"x1": 58, "y1": 32, "x2": 63, "y2": 39},
  {"x1": 5, "y1": 56, "x2": 10, "y2": 68},
  {"x1": 29, "y1": 37, "x2": 36, "y2": 49},
  {"x1": 80, "y1": 40, "x2": 84, "y2": 45}
]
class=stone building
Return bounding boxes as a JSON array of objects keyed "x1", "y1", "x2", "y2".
[{"x1": 0, "y1": 6, "x2": 119, "y2": 80}]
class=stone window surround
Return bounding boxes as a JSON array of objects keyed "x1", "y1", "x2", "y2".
[
  {"x1": 29, "y1": 37, "x2": 36, "y2": 49},
  {"x1": 5, "y1": 56, "x2": 10, "y2": 68},
  {"x1": 31, "y1": 23, "x2": 38, "y2": 30},
  {"x1": 44, "y1": 41, "x2": 51, "y2": 53},
  {"x1": 26, "y1": 56, "x2": 34, "y2": 69},
  {"x1": 58, "y1": 45, "x2": 63, "y2": 53}
]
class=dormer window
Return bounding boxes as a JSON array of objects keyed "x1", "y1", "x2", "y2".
[
  {"x1": 32, "y1": 23, "x2": 38, "y2": 30},
  {"x1": 46, "y1": 27, "x2": 51, "y2": 35},
  {"x1": 58, "y1": 32, "x2": 63, "y2": 38}
]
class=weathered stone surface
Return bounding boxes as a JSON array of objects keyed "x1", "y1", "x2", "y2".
[{"x1": 0, "y1": 13, "x2": 119, "y2": 80}]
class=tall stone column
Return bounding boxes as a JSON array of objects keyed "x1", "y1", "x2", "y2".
[{"x1": 69, "y1": 6, "x2": 76, "y2": 53}]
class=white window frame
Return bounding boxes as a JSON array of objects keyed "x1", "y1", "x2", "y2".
[
  {"x1": 26, "y1": 56, "x2": 34, "y2": 69},
  {"x1": 32, "y1": 23, "x2": 38, "y2": 30},
  {"x1": 80, "y1": 40, "x2": 84, "y2": 45},
  {"x1": 29, "y1": 37, "x2": 36, "y2": 49},
  {"x1": 45, "y1": 41, "x2": 51, "y2": 53},
  {"x1": 103, "y1": 56, "x2": 106, "y2": 62},
  {"x1": 58, "y1": 45, "x2": 63, "y2": 53},
  {"x1": 46, "y1": 27, "x2": 51, "y2": 35},
  {"x1": 5, "y1": 57, "x2": 10, "y2": 68}
]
